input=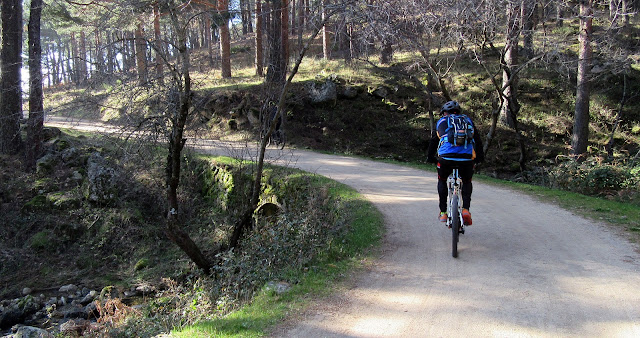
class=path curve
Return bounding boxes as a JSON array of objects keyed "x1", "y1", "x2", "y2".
[
  {"x1": 47, "y1": 117, "x2": 640, "y2": 337},
  {"x1": 196, "y1": 140, "x2": 640, "y2": 338}
]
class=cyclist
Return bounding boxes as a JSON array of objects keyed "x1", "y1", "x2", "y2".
[{"x1": 427, "y1": 100, "x2": 484, "y2": 225}]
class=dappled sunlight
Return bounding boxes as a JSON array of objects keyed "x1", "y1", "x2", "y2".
[
  {"x1": 554, "y1": 266, "x2": 640, "y2": 306},
  {"x1": 302, "y1": 230, "x2": 640, "y2": 337},
  {"x1": 317, "y1": 158, "x2": 363, "y2": 167},
  {"x1": 350, "y1": 316, "x2": 411, "y2": 336},
  {"x1": 364, "y1": 194, "x2": 435, "y2": 203},
  {"x1": 581, "y1": 322, "x2": 640, "y2": 338}
]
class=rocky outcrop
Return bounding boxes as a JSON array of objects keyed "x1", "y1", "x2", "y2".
[
  {"x1": 85, "y1": 153, "x2": 119, "y2": 204},
  {"x1": 307, "y1": 79, "x2": 338, "y2": 104},
  {"x1": 0, "y1": 283, "x2": 155, "y2": 337}
]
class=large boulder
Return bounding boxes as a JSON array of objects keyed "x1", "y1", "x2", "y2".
[
  {"x1": 35, "y1": 153, "x2": 59, "y2": 175},
  {"x1": 307, "y1": 79, "x2": 337, "y2": 104},
  {"x1": 339, "y1": 85, "x2": 360, "y2": 99},
  {"x1": 12, "y1": 326, "x2": 54, "y2": 338},
  {"x1": 85, "y1": 153, "x2": 119, "y2": 204}
]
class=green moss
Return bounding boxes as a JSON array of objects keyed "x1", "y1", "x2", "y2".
[
  {"x1": 23, "y1": 195, "x2": 50, "y2": 211},
  {"x1": 30, "y1": 231, "x2": 53, "y2": 251},
  {"x1": 135, "y1": 258, "x2": 149, "y2": 271},
  {"x1": 48, "y1": 191, "x2": 82, "y2": 209},
  {"x1": 201, "y1": 162, "x2": 254, "y2": 211}
]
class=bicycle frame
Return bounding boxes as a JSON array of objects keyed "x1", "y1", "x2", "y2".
[{"x1": 447, "y1": 169, "x2": 465, "y2": 234}]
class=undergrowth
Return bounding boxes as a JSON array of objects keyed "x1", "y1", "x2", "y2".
[{"x1": 91, "y1": 157, "x2": 383, "y2": 337}]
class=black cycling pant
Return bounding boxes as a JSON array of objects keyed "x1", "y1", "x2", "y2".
[{"x1": 437, "y1": 159, "x2": 474, "y2": 212}]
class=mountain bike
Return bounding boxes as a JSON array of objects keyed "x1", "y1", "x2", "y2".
[{"x1": 447, "y1": 168, "x2": 465, "y2": 258}]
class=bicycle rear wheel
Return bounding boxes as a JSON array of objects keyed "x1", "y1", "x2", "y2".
[{"x1": 451, "y1": 195, "x2": 460, "y2": 258}]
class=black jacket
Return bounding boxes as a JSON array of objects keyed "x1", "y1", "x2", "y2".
[{"x1": 427, "y1": 131, "x2": 484, "y2": 164}]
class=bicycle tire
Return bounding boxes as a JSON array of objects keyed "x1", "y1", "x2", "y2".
[{"x1": 451, "y1": 195, "x2": 460, "y2": 258}]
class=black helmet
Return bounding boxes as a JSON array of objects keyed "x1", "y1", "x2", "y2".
[{"x1": 441, "y1": 100, "x2": 461, "y2": 114}]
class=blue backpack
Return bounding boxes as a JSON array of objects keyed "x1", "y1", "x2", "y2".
[
  {"x1": 445, "y1": 114, "x2": 474, "y2": 147},
  {"x1": 437, "y1": 114, "x2": 475, "y2": 161}
]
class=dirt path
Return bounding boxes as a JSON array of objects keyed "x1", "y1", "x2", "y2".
[
  {"x1": 47, "y1": 117, "x2": 640, "y2": 337},
  {"x1": 195, "y1": 141, "x2": 640, "y2": 337}
]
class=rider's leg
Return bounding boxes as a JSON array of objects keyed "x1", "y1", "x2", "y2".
[
  {"x1": 437, "y1": 160, "x2": 453, "y2": 213},
  {"x1": 459, "y1": 161, "x2": 474, "y2": 225},
  {"x1": 459, "y1": 161, "x2": 474, "y2": 209}
]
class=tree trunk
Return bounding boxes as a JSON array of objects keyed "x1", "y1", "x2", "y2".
[
  {"x1": 154, "y1": 5, "x2": 165, "y2": 84},
  {"x1": 164, "y1": 7, "x2": 211, "y2": 274},
  {"x1": 291, "y1": 0, "x2": 296, "y2": 36},
  {"x1": 204, "y1": 14, "x2": 215, "y2": 67},
  {"x1": 340, "y1": 18, "x2": 350, "y2": 62},
  {"x1": 322, "y1": 0, "x2": 330, "y2": 59},
  {"x1": 241, "y1": 0, "x2": 249, "y2": 35},
  {"x1": 135, "y1": 23, "x2": 148, "y2": 86},
  {"x1": 43, "y1": 45, "x2": 52, "y2": 87},
  {"x1": 247, "y1": 0, "x2": 254, "y2": 33},
  {"x1": 521, "y1": 0, "x2": 536, "y2": 59},
  {"x1": 380, "y1": 39, "x2": 393, "y2": 64},
  {"x1": 255, "y1": 0, "x2": 264, "y2": 76},
  {"x1": 348, "y1": 23, "x2": 356, "y2": 60},
  {"x1": 298, "y1": 0, "x2": 304, "y2": 49},
  {"x1": 610, "y1": 0, "x2": 616, "y2": 20},
  {"x1": 264, "y1": 0, "x2": 271, "y2": 41},
  {"x1": 70, "y1": 33, "x2": 80, "y2": 83},
  {"x1": 500, "y1": 0, "x2": 520, "y2": 128},
  {"x1": 59, "y1": 41, "x2": 68, "y2": 83},
  {"x1": 50, "y1": 43, "x2": 60, "y2": 85},
  {"x1": 266, "y1": 0, "x2": 285, "y2": 84},
  {"x1": 0, "y1": 0, "x2": 24, "y2": 155},
  {"x1": 622, "y1": 0, "x2": 630, "y2": 29},
  {"x1": 79, "y1": 32, "x2": 89, "y2": 83},
  {"x1": 219, "y1": 0, "x2": 232, "y2": 78},
  {"x1": 26, "y1": 0, "x2": 45, "y2": 171},
  {"x1": 128, "y1": 31, "x2": 137, "y2": 74},
  {"x1": 572, "y1": 0, "x2": 593, "y2": 158},
  {"x1": 281, "y1": 0, "x2": 290, "y2": 70},
  {"x1": 95, "y1": 31, "x2": 104, "y2": 76}
]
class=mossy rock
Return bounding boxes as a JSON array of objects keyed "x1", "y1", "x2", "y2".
[
  {"x1": 53, "y1": 138, "x2": 71, "y2": 151},
  {"x1": 23, "y1": 195, "x2": 50, "y2": 211},
  {"x1": 32, "y1": 178, "x2": 57, "y2": 194},
  {"x1": 48, "y1": 191, "x2": 82, "y2": 210},
  {"x1": 30, "y1": 231, "x2": 53, "y2": 251},
  {"x1": 36, "y1": 154, "x2": 59, "y2": 175},
  {"x1": 201, "y1": 162, "x2": 252, "y2": 211}
]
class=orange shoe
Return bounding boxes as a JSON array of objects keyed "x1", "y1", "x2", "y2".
[
  {"x1": 462, "y1": 209, "x2": 472, "y2": 225},
  {"x1": 439, "y1": 212, "x2": 447, "y2": 222}
]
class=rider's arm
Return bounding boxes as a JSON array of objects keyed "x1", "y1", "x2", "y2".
[
  {"x1": 428, "y1": 118, "x2": 447, "y2": 163},
  {"x1": 427, "y1": 134, "x2": 438, "y2": 163},
  {"x1": 436, "y1": 118, "x2": 447, "y2": 138},
  {"x1": 473, "y1": 131, "x2": 485, "y2": 163}
]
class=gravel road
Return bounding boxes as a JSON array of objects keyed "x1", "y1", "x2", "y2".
[{"x1": 47, "y1": 117, "x2": 640, "y2": 337}]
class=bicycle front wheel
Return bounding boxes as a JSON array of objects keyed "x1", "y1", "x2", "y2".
[{"x1": 451, "y1": 195, "x2": 460, "y2": 258}]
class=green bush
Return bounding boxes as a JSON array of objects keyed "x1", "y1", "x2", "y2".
[
  {"x1": 548, "y1": 160, "x2": 638, "y2": 197},
  {"x1": 583, "y1": 166, "x2": 631, "y2": 194}
]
